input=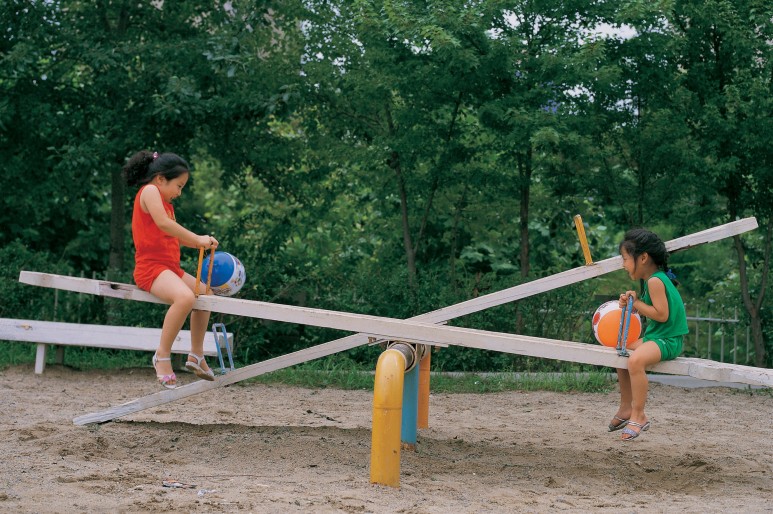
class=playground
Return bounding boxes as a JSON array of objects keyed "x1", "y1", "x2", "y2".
[
  {"x1": 5, "y1": 3, "x2": 772, "y2": 511},
  {"x1": 2, "y1": 364, "x2": 771, "y2": 512}
]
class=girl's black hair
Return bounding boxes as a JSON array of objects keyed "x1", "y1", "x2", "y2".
[
  {"x1": 123, "y1": 150, "x2": 190, "y2": 188},
  {"x1": 619, "y1": 228, "x2": 680, "y2": 286}
]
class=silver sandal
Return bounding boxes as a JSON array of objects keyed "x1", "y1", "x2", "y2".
[
  {"x1": 608, "y1": 416, "x2": 629, "y2": 432},
  {"x1": 185, "y1": 353, "x2": 215, "y2": 381},
  {"x1": 621, "y1": 420, "x2": 651, "y2": 441}
]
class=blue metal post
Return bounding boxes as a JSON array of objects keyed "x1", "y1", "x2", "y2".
[{"x1": 401, "y1": 365, "x2": 419, "y2": 447}]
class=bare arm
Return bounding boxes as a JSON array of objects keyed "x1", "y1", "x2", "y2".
[
  {"x1": 621, "y1": 276, "x2": 669, "y2": 323},
  {"x1": 140, "y1": 185, "x2": 217, "y2": 249}
]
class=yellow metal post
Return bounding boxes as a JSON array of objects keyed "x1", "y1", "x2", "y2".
[
  {"x1": 573, "y1": 214, "x2": 593, "y2": 265},
  {"x1": 370, "y1": 349, "x2": 406, "y2": 487}
]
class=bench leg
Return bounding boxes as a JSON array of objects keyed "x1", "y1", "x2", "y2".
[{"x1": 35, "y1": 343, "x2": 47, "y2": 374}]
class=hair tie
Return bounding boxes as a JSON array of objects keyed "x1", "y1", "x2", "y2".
[
  {"x1": 152, "y1": 151, "x2": 159, "y2": 160},
  {"x1": 666, "y1": 268, "x2": 677, "y2": 280}
]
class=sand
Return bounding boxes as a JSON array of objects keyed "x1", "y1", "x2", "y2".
[{"x1": 2, "y1": 364, "x2": 772, "y2": 513}]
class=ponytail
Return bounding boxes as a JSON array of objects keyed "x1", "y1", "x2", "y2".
[
  {"x1": 123, "y1": 150, "x2": 155, "y2": 187},
  {"x1": 123, "y1": 150, "x2": 189, "y2": 188}
]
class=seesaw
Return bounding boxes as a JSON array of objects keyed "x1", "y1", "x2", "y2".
[{"x1": 17, "y1": 217, "x2": 769, "y2": 427}]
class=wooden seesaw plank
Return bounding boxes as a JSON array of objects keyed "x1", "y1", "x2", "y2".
[
  {"x1": 18, "y1": 217, "x2": 765, "y2": 425},
  {"x1": 69, "y1": 326, "x2": 772, "y2": 425},
  {"x1": 419, "y1": 217, "x2": 759, "y2": 322}
]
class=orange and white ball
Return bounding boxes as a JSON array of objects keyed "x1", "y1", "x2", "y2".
[{"x1": 592, "y1": 300, "x2": 642, "y2": 347}]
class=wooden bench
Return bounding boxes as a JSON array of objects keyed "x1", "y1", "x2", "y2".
[{"x1": 0, "y1": 318, "x2": 231, "y2": 374}]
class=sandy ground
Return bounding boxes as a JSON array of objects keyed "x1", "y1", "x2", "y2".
[{"x1": 2, "y1": 364, "x2": 772, "y2": 513}]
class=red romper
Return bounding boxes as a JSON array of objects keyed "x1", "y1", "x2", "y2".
[{"x1": 131, "y1": 185, "x2": 184, "y2": 291}]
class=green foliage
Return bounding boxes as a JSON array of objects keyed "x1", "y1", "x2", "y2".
[{"x1": 0, "y1": 242, "x2": 71, "y2": 320}]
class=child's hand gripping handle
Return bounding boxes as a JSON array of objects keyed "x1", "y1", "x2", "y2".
[{"x1": 616, "y1": 296, "x2": 635, "y2": 357}]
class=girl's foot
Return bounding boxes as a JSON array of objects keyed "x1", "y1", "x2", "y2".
[
  {"x1": 608, "y1": 410, "x2": 631, "y2": 431},
  {"x1": 185, "y1": 353, "x2": 215, "y2": 381},
  {"x1": 621, "y1": 418, "x2": 651, "y2": 441},
  {"x1": 608, "y1": 416, "x2": 629, "y2": 432},
  {"x1": 152, "y1": 354, "x2": 177, "y2": 389}
]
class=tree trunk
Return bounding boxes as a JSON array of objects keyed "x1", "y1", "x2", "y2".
[
  {"x1": 749, "y1": 315, "x2": 765, "y2": 367},
  {"x1": 449, "y1": 185, "x2": 468, "y2": 292},
  {"x1": 104, "y1": 1, "x2": 129, "y2": 275},
  {"x1": 517, "y1": 150, "x2": 532, "y2": 279},
  {"x1": 414, "y1": 94, "x2": 460, "y2": 262},
  {"x1": 388, "y1": 150, "x2": 417, "y2": 287},
  {"x1": 733, "y1": 222, "x2": 770, "y2": 367},
  {"x1": 515, "y1": 149, "x2": 533, "y2": 334},
  {"x1": 109, "y1": 165, "x2": 125, "y2": 272}
]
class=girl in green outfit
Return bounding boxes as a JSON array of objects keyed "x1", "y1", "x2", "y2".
[{"x1": 608, "y1": 229, "x2": 689, "y2": 441}]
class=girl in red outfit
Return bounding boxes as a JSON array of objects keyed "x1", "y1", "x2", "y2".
[{"x1": 123, "y1": 150, "x2": 218, "y2": 389}]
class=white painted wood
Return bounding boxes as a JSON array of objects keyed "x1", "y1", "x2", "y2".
[
  {"x1": 72, "y1": 325, "x2": 773, "y2": 425},
  {"x1": 64, "y1": 275, "x2": 771, "y2": 425},
  {"x1": 0, "y1": 319, "x2": 223, "y2": 354},
  {"x1": 444, "y1": 330, "x2": 773, "y2": 387},
  {"x1": 20, "y1": 269, "x2": 768, "y2": 388},
  {"x1": 0, "y1": 318, "x2": 229, "y2": 374},
  {"x1": 35, "y1": 343, "x2": 46, "y2": 374}
]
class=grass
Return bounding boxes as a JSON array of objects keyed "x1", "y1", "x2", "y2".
[
  {"x1": 247, "y1": 359, "x2": 376, "y2": 389},
  {"x1": 428, "y1": 371, "x2": 615, "y2": 393}
]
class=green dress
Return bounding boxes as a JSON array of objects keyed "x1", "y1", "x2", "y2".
[{"x1": 641, "y1": 270, "x2": 688, "y2": 339}]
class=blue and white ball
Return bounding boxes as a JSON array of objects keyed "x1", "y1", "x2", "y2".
[{"x1": 202, "y1": 251, "x2": 246, "y2": 296}]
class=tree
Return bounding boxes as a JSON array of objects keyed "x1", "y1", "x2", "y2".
[
  {"x1": 298, "y1": 0, "x2": 507, "y2": 298},
  {"x1": 476, "y1": 1, "x2": 617, "y2": 278},
  {"x1": 671, "y1": 0, "x2": 772, "y2": 365}
]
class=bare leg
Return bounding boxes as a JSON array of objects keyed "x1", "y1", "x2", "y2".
[
  {"x1": 181, "y1": 272, "x2": 212, "y2": 374},
  {"x1": 622, "y1": 341, "x2": 662, "y2": 439},
  {"x1": 610, "y1": 337, "x2": 646, "y2": 428},
  {"x1": 611, "y1": 368, "x2": 633, "y2": 428},
  {"x1": 150, "y1": 270, "x2": 196, "y2": 382}
]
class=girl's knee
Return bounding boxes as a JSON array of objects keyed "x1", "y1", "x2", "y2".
[
  {"x1": 627, "y1": 353, "x2": 647, "y2": 373},
  {"x1": 629, "y1": 341, "x2": 662, "y2": 370},
  {"x1": 172, "y1": 289, "x2": 196, "y2": 309}
]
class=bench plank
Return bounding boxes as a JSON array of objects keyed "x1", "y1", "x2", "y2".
[{"x1": 0, "y1": 318, "x2": 229, "y2": 374}]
